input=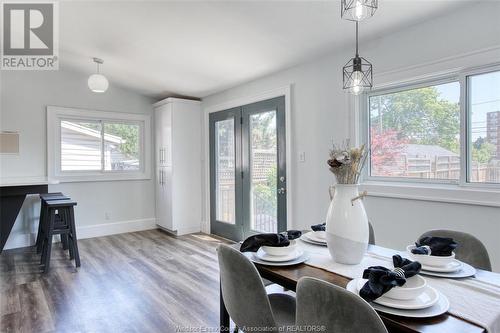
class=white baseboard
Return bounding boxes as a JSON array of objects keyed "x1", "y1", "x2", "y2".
[
  {"x1": 3, "y1": 218, "x2": 157, "y2": 250},
  {"x1": 77, "y1": 218, "x2": 157, "y2": 239},
  {"x1": 176, "y1": 226, "x2": 201, "y2": 235},
  {"x1": 3, "y1": 233, "x2": 35, "y2": 250},
  {"x1": 156, "y1": 224, "x2": 201, "y2": 236},
  {"x1": 201, "y1": 220, "x2": 210, "y2": 234}
]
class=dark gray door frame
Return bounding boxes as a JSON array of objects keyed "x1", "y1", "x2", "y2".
[
  {"x1": 241, "y1": 96, "x2": 287, "y2": 238},
  {"x1": 210, "y1": 96, "x2": 286, "y2": 241}
]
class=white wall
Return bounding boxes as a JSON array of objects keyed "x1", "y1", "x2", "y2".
[
  {"x1": 0, "y1": 69, "x2": 156, "y2": 248},
  {"x1": 202, "y1": 2, "x2": 500, "y2": 271}
]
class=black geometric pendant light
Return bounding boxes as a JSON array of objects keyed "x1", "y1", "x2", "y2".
[
  {"x1": 342, "y1": 22, "x2": 373, "y2": 95},
  {"x1": 341, "y1": 0, "x2": 378, "y2": 22}
]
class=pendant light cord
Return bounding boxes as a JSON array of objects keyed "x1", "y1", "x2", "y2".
[{"x1": 355, "y1": 21, "x2": 359, "y2": 57}]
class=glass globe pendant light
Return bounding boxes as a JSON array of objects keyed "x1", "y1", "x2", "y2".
[
  {"x1": 88, "y1": 58, "x2": 109, "y2": 93},
  {"x1": 343, "y1": 22, "x2": 372, "y2": 95},
  {"x1": 341, "y1": 0, "x2": 378, "y2": 22}
]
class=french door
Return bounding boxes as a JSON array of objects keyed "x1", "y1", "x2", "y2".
[{"x1": 209, "y1": 96, "x2": 286, "y2": 241}]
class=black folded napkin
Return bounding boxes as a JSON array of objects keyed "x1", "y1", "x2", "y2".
[
  {"x1": 240, "y1": 230, "x2": 302, "y2": 252},
  {"x1": 311, "y1": 223, "x2": 326, "y2": 232},
  {"x1": 359, "y1": 255, "x2": 422, "y2": 302},
  {"x1": 411, "y1": 236, "x2": 458, "y2": 256}
]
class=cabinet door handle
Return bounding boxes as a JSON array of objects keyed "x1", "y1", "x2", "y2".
[
  {"x1": 160, "y1": 169, "x2": 165, "y2": 185},
  {"x1": 159, "y1": 148, "x2": 164, "y2": 163},
  {"x1": 159, "y1": 169, "x2": 162, "y2": 185}
]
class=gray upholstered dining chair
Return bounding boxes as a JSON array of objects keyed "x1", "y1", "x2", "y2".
[
  {"x1": 419, "y1": 229, "x2": 492, "y2": 271},
  {"x1": 369, "y1": 221, "x2": 375, "y2": 245},
  {"x1": 217, "y1": 244, "x2": 296, "y2": 332},
  {"x1": 296, "y1": 277, "x2": 388, "y2": 333}
]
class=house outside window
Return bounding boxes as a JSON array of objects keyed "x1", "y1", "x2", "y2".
[{"x1": 47, "y1": 106, "x2": 151, "y2": 182}]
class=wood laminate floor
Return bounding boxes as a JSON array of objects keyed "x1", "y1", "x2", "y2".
[{"x1": 0, "y1": 230, "x2": 232, "y2": 333}]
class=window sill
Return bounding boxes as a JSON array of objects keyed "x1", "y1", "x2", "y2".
[
  {"x1": 360, "y1": 181, "x2": 500, "y2": 208},
  {"x1": 50, "y1": 172, "x2": 151, "y2": 183}
]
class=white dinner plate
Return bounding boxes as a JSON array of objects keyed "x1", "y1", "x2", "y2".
[
  {"x1": 347, "y1": 279, "x2": 450, "y2": 318},
  {"x1": 256, "y1": 248, "x2": 304, "y2": 262},
  {"x1": 304, "y1": 232, "x2": 327, "y2": 244},
  {"x1": 420, "y1": 260, "x2": 462, "y2": 273},
  {"x1": 419, "y1": 262, "x2": 477, "y2": 278},
  {"x1": 300, "y1": 234, "x2": 327, "y2": 246},
  {"x1": 244, "y1": 251, "x2": 310, "y2": 267},
  {"x1": 355, "y1": 279, "x2": 439, "y2": 310}
]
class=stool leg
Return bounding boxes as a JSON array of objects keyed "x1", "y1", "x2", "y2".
[
  {"x1": 36, "y1": 202, "x2": 48, "y2": 254},
  {"x1": 68, "y1": 206, "x2": 80, "y2": 267},
  {"x1": 68, "y1": 235, "x2": 75, "y2": 260},
  {"x1": 60, "y1": 208, "x2": 72, "y2": 258},
  {"x1": 35, "y1": 200, "x2": 45, "y2": 249},
  {"x1": 42, "y1": 210, "x2": 56, "y2": 273},
  {"x1": 61, "y1": 234, "x2": 69, "y2": 250},
  {"x1": 62, "y1": 206, "x2": 74, "y2": 260}
]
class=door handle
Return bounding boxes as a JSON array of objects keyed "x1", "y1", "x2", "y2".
[{"x1": 278, "y1": 187, "x2": 286, "y2": 195}]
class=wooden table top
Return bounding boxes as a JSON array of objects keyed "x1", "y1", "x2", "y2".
[{"x1": 249, "y1": 244, "x2": 500, "y2": 333}]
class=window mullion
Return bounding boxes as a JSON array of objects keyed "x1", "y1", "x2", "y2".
[{"x1": 459, "y1": 72, "x2": 468, "y2": 186}]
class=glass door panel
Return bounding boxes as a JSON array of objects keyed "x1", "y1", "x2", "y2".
[
  {"x1": 249, "y1": 111, "x2": 278, "y2": 233},
  {"x1": 215, "y1": 119, "x2": 236, "y2": 224}
]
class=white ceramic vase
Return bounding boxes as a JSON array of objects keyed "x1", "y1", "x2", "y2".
[{"x1": 326, "y1": 184, "x2": 368, "y2": 265}]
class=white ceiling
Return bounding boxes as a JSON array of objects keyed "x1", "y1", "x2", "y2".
[{"x1": 59, "y1": 0, "x2": 475, "y2": 99}]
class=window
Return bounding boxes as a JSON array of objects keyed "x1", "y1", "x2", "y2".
[
  {"x1": 48, "y1": 106, "x2": 151, "y2": 182},
  {"x1": 369, "y1": 82, "x2": 461, "y2": 181},
  {"x1": 467, "y1": 71, "x2": 500, "y2": 184},
  {"x1": 364, "y1": 66, "x2": 500, "y2": 187}
]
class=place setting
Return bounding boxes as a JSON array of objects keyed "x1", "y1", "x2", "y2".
[
  {"x1": 407, "y1": 236, "x2": 476, "y2": 278},
  {"x1": 346, "y1": 254, "x2": 450, "y2": 318},
  {"x1": 300, "y1": 223, "x2": 327, "y2": 246},
  {"x1": 239, "y1": 230, "x2": 309, "y2": 266}
]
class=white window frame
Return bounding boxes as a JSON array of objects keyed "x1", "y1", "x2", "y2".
[
  {"x1": 363, "y1": 76, "x2": 461, "y2": 185},
  {"x1": 47, "y1": 106, "x2": 151, "y2": 182},
  {"x1": 358, "y1": 63, "x2": 500, "y2": 208}
]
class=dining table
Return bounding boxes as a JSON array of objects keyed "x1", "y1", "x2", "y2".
[{"x1": 220, "y1": 243, "x2": 500, "y2": 333}]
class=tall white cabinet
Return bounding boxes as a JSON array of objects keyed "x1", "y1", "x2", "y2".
[{"x1": 153, "y1": 98, "x2": 202, "y2": 235}]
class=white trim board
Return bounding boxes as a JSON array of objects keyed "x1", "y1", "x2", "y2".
[
  {"x1": 361, "y1": 183, "x2": 500, "y2": 208},
  {"x1": 157, "y1": 225, "x2": 201, "y2": 236},
  {"x1": 201, "y1": 85, "x2": 293, "y2": 233},
  {"x1": 77, "y1": 218, "x2": 157, "y2": 239},
  {"x1": 3, "y1": 218, "x2": 157, "y2": 250},
  {"x1": 3, "y1": 233, "x2": 35, "y2": 250}
]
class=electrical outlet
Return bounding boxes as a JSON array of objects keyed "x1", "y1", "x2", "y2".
[{"x1": 105, "y1": 212, "x2": 110, "y2": 220}]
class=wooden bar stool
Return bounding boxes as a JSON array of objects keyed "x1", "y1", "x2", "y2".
[
  {"x1": 36, "y1": 193, "x2": 71, "y2": 253},
  {"x1": 40, "y1": 199, "x2": 80, "y2": 273}
]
